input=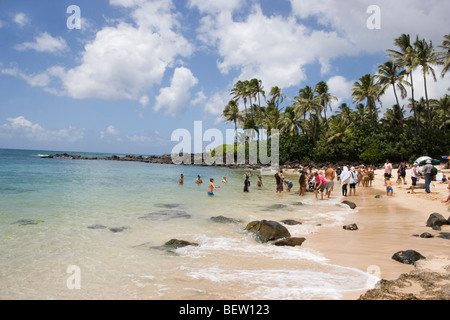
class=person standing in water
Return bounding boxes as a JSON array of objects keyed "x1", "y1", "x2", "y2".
[
  {"x1": 179, "y1": 174, "x2": 184, "y2": 185},
  {"x1": 244, "y1": 174, "x2": 250, "y2": 192},
  {"x1": 208, "y1": 178, "x2": 220, "y2": 196}
]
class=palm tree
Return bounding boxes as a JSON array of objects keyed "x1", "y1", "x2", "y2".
[
  {"x1": 409, "y1": 37, "x2": 442, "y2": 127},
  {"x1": 222, "y1": 100, "x2": 241, "y2": 144},
  {"x1": 279, "y1": 106, "x2": 300, "y2": 136},
  {"x1": 438, "y1": 34, "x2": 450, "y2": 78},
  {"x1": 231, "y1": 80, "x2": 249, "y2": 113},
  {"x1": 268, "y1": 86, "x2": 286, "y2": 110},
  {"x1": 352, "y1": 74, "x2": 382, "y2": 123},
  {"x1": 292, "y1": 86, "x2": 321, "y2": 143},
  {"x1": 387, "y1": 34, "x2": 418, "y2": 131},
  {"x1": 382, "y1": 104, "x2": 405, "y2": 128},
  {"x1": 376, "y1": 61, "x2": 409, "y2": 108},
  {"x1": 314, "y1": 81, "x2": 338, "y2": 128}
]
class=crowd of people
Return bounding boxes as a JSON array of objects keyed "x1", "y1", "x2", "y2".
[{"x1": 177, "y1": 158, "x2": 449, "y2": 202}]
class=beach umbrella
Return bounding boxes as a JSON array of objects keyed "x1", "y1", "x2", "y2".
[
  {"x1": 419, "y1": 158, "x2": 440, "y2": 165},
  {"x1": 414, "y1": 156, "x2": 431, "y2": 164}
]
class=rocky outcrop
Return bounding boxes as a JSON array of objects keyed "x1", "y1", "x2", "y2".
[
  {"x1": 359, "y1": 256, "x2": 450, "y2": 300},
  {"x1": 343, "y1": 224, "x2": 358, "y2": 231},
  {"x1": 245, "y1": 220, "x2": 291, "y2": 243},
  {"x1": 272, "y1": 237, "x2": 306, "y2": 247},
  {"x1": 426, "y1": 213, "x2": 449, "y2": 228},
  {"x1": 163, "y1": 239, "x2": 199, "y2": 249},
  {"x1": 341, "y1": 200, "x2": 357, "y2": 209},
  {"x1": 392, "y1": 250, "x2": 426, "y2": 265}
]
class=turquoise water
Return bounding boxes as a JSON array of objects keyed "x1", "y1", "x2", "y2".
[{"x1": 0, "y1": 149, "x2": 378, "y2": 300}]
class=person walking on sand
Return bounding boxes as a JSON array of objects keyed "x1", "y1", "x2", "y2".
[
  {"x1": 208, "y1": 178, "x2": 220, "y2": 196},
  {"x1": 340, "y1": 166, "x2": 351, "y2": 197},
  {"x1": 410, "y1": 162, "x2": 420, "y2": 194},
  {"x1": 384, "y1": 159, "x2": 392, "y2": 181},
  {"x1": 324, "y1": 164, "x2": 336, "y2": 198},
  {"x1": 400, "y1": 162, "x2": 407, "y2": 185},
  {"x1": 349, "y1": 167, "x2": 357, "y2": 196},
  {"x1": 423, "y1": 160, "x2": 434, "y2": 194},
  {"x1": 385, "y1": 177, "x2": 393, "y2": 196}
]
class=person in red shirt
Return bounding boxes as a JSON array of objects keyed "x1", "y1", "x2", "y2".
[{"x1": 313, "y1": 171, "x2": 327, "y2": 200}]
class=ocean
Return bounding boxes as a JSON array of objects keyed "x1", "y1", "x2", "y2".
[{"x1": 0, "y1": 148, "x2": 378, "y2": 300}]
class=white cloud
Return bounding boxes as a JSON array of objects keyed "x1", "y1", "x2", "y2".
[
  {"x1": 327, "y1": 75, "x2": 355, "y2": 109},
  {"x1": 100, "y1": 125, "x2": 120, "y2": 139},
  {"x1": 15, "y1": 32, "x2": 69, "y2": 54},
  {"x1": 14, "y1": 13, "x2": 29, "y2": 27},
  {"x1": 1, "y1": 116, "x2": 84, "y2": 143},
  {"x1": 154, "y1": 67, "x2": 198, "y2": 117},
  {"x1": 187, "y1": 0, "x2": 243, "y2": 14},
  {"x1": 195, "y1": 4, "x2": 351, "y2": 92}
]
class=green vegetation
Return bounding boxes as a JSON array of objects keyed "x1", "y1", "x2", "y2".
[{"x1": 221, "y1": 34, "x2": 450, "y2": 165}]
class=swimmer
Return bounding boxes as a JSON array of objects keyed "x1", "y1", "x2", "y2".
[{"x1": 208, "y1": 178, "x2": 220, "y2": 196}]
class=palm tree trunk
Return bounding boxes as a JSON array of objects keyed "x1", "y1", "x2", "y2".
[
  {"x1": 392, "y1": 83, "x2": 400, "y2": 108},
  {"x1": 423, "y1": 73, "x2": 431, "y2": 128},
  {"x1": 410, "y1": 71, "x2": 418, "y2": 132}
]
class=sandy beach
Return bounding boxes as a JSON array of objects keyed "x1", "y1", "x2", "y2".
[{"x1": 302, "y1": 166, "x2": 450, "y2": 300}]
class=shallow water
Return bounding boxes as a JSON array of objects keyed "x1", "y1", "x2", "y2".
[{"x1": 0, "y1": 149, "x2": 379, "y2": 300}]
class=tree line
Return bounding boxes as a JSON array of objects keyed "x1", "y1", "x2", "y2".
[{"x1": 221, "y1": 33, "x2": 450, "y2": 165}]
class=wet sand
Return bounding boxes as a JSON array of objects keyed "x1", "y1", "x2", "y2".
[{"x1": 302, "y1": 168, "x2": 450, "y2": 300}]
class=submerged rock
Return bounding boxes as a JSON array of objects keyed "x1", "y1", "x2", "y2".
[
  {"x1": 154, "y1": 203, "x2": 182, "y2": 209},
  {"x1": 437, "y1": 232, "x2": 450, "y2": 240},
  {"x1": 419, "y1": 232, "x2": 434, "y2": 238},
  {"x1": 109, "y1": 226, "x2": 128, "y2": 233},
  {"x1": 13, "y1": 219, "x2": 43, "y2": 226},
  {"x1": 163, "y1": 239, "x2": 199, "y2": 249},
  {"x1": 210, "y1": 216, "x2": 242, "y2": 224},
  {"x1": 245, "y1": 220, "x2": 291, "y2": 243},
  {"x1": 280, "y1": 219, "x2": 302, "y2": 225},
  {"x1": 392, "y1": 250, "x2": 426, "y2": 265},
  {"x1": 88, "y1": 224, "x2": 107, "y2": 229},
  {"x1": 138, "y1": 210, "x2": 191, "y2": 221},
  {"x1": 262, "y1": 204, "x2": 288, "y2": 211}
]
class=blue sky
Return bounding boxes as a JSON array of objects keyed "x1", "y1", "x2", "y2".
[{"x1": 0, "y1": 0, "x2": 448, "y2": 155}]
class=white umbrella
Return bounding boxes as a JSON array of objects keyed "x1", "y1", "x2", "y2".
[{"x1": 414, "y1": 156, "x2": 431, "y2": 164}]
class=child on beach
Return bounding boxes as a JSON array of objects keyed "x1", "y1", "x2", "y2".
[
  {"x1": 313, "y1": 171, "x2": 327, "y2": 200},
  {"x1": 208, "y1": 178, "x2": 220, "y2": 196},
  {"x1": 385, "y1": 177, "x2": 393, "y2": 196},
  {"x1": 283, "y1": 178, "x2": 293, "y2": 192},
  {"x1": 257, "y1": 175, "x2": 263, "y2": 188}
]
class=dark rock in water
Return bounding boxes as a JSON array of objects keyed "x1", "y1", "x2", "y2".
[
  {"x1": 262, "y1": 204, "x2": 288, "y2": 211},
  {"x1": 245, "y1": 220, "x2": 291, "y2": 243},
  {"x1": 341, "y1": 200, "x2": 357, "y2": 209},
  {"x1": 154, "y1": 203, "x2": 181, "y2": 209},
  {"x1": 343, "y1": 224, "x2": 358, "y2": 231},
  {"x1": 374, "y1": 195, "x2": 382, "y2": 199},
  {"x1": 272, "y1": 237, "x2": 306, "y2": 247},
  {"x1": 291, "y1": 202, "x2": 303, "y2": 206},
  {"x1": 426, "y1": 213, "x2": 448, "y2": 228},
  {"x1": 432, "y1": 225, "x2": 441, "y2": 231},
  {"x1": 109, "y1": 226, "x2": 128, "y2": 233},
  {"x1": 210, "y1": 216, "x2": 242, "y2": 224},
  {"x1": 88, "y1": 224, "x2": 107, "y2": 229},
  {"x1": 163, "y1": 239, "x2": 199, "y2": 249},
  {"x1": 392, "y1": 250, "x2": 426, "y2": 265},
  {"x1": 138, "y1": 210, "x2": 191, "y2": 221},
  {"x1": 13, "y1": 219, "x2": 43, "y2": 226},
  {"x1": 280, "y1": 219, "x2": 302, "y2": 226},
  {"x1": 419, "y1": 232, "x2": 434, "y2": 238},
  {"x1": 437, "y1": 232, "x2": 450, "y2": 240}
]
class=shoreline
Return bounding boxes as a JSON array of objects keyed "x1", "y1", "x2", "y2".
[{"x1": 303, "y1": 168, "x2": 450, "y2": 300}]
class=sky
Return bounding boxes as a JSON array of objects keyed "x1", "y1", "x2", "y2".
[{"x1": 0, "y1": 0, "x2": 448, "y2": 155}]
